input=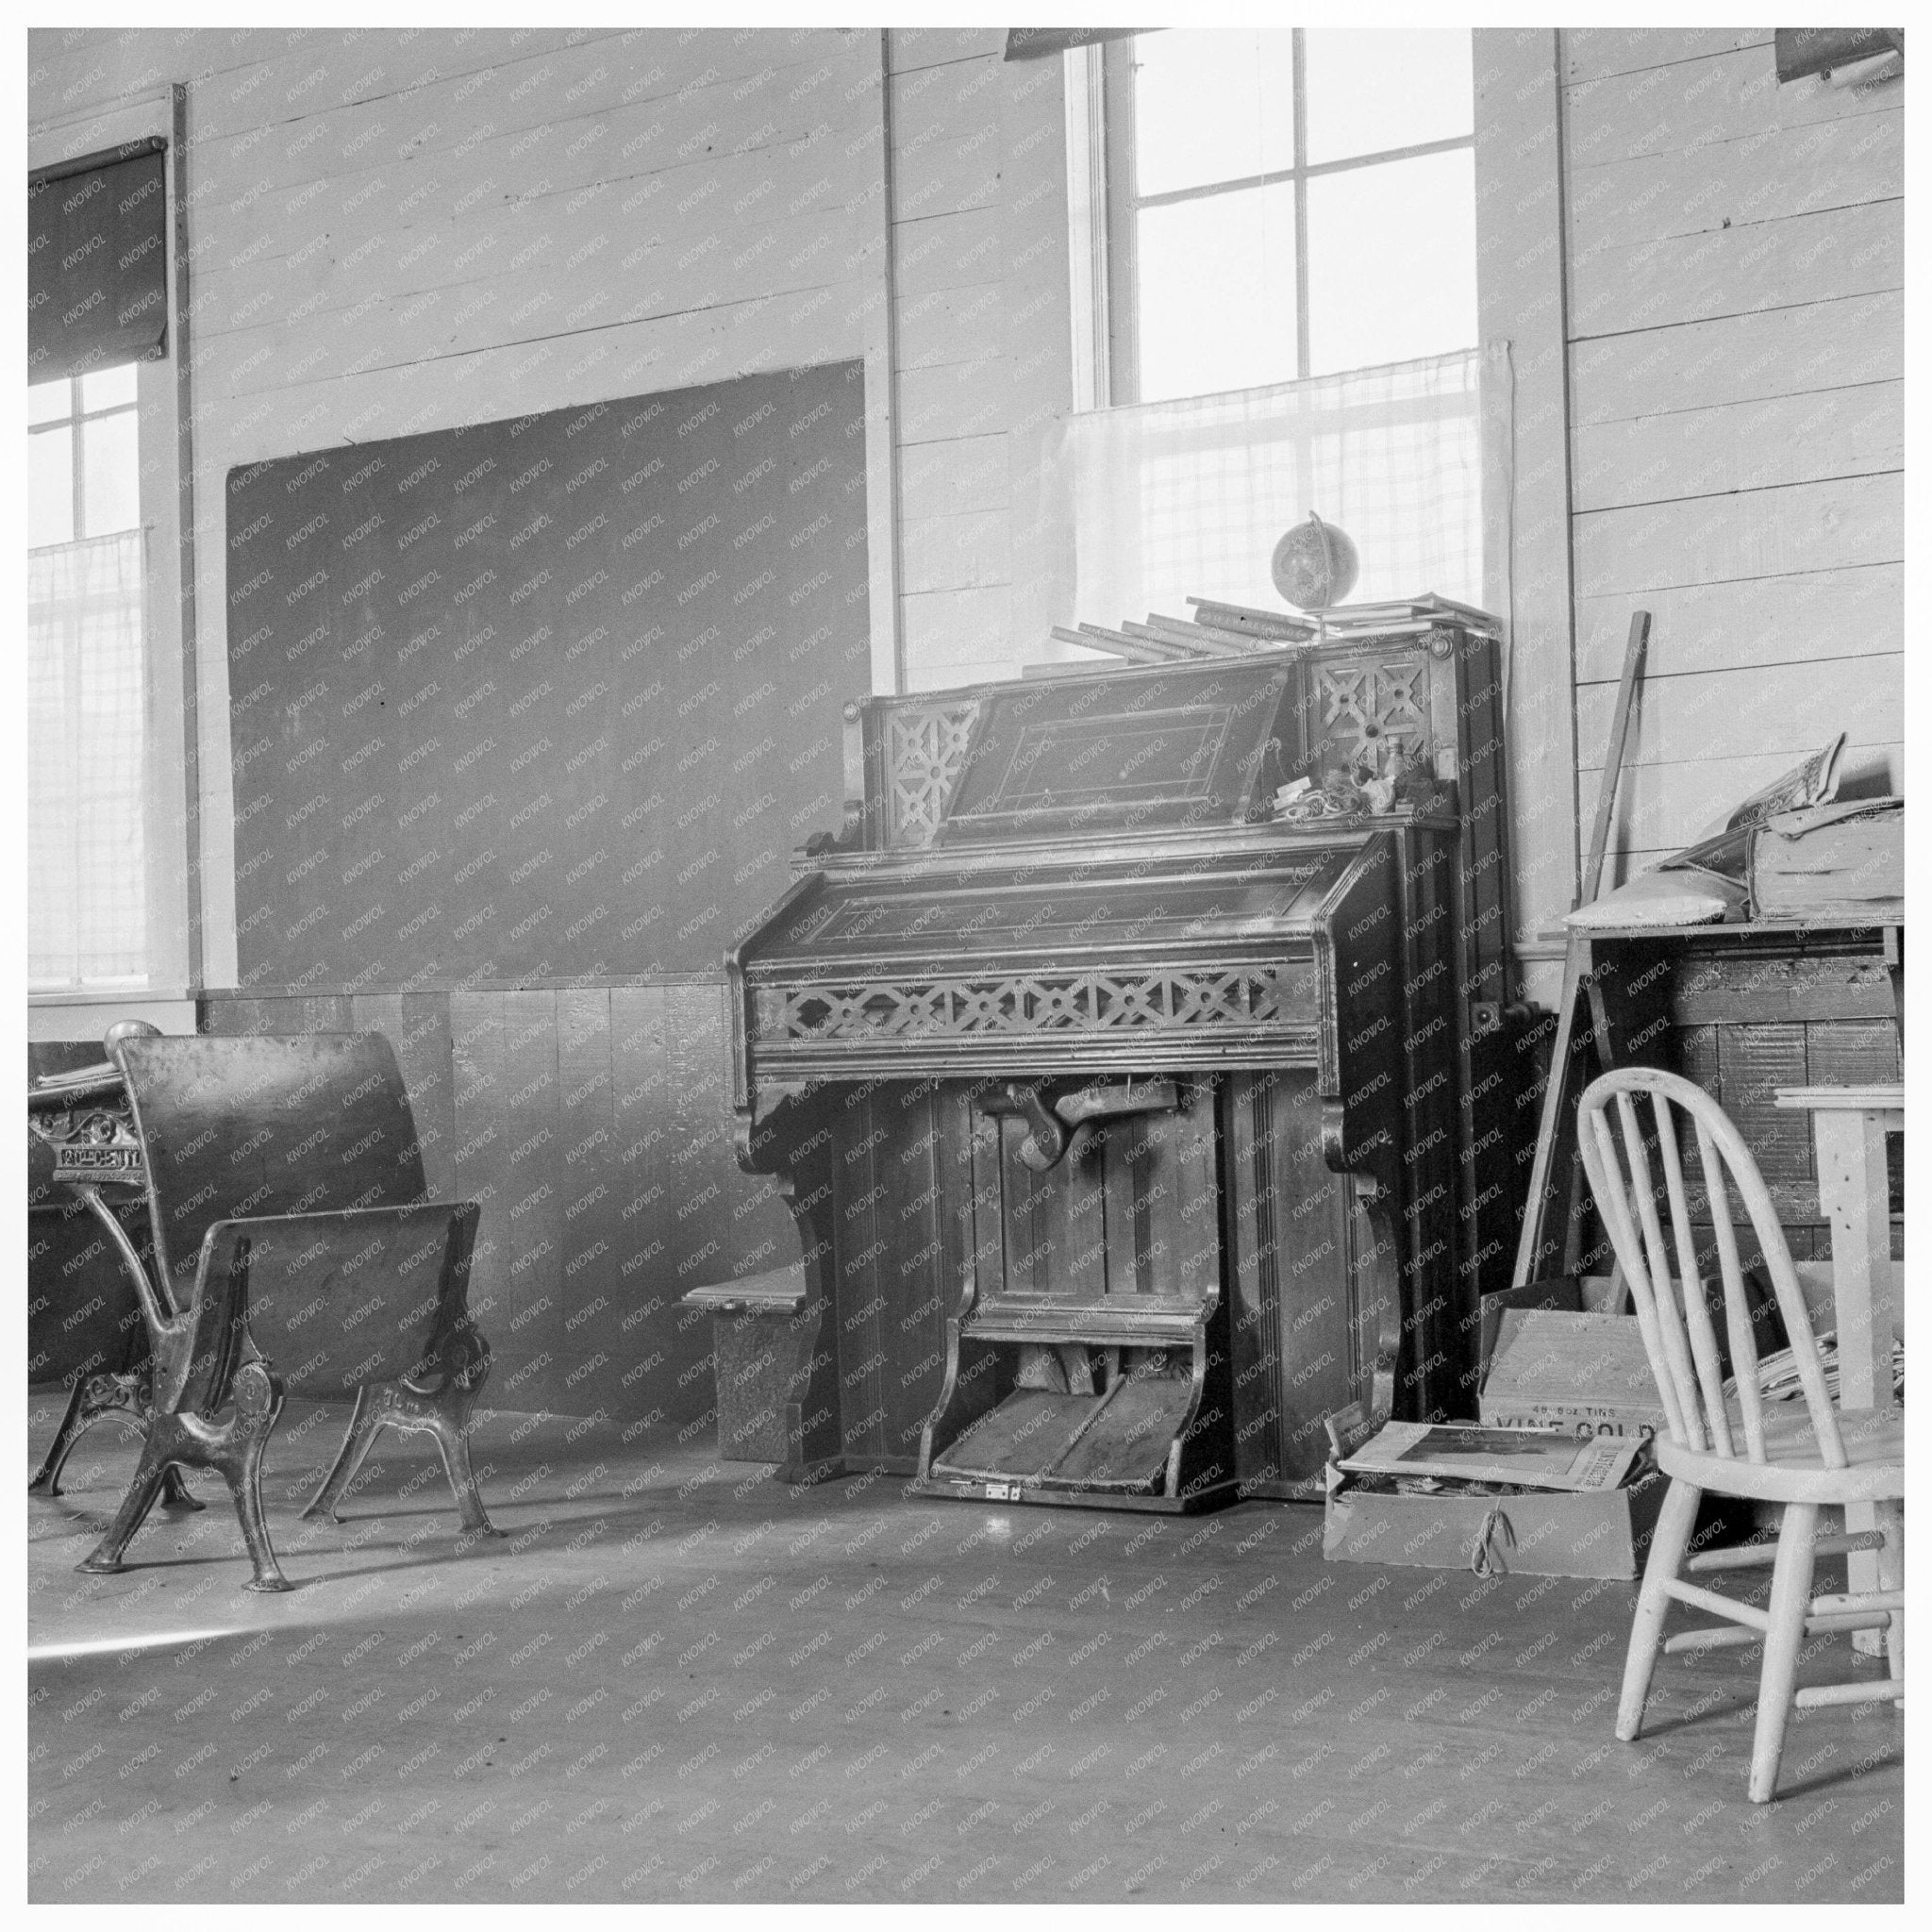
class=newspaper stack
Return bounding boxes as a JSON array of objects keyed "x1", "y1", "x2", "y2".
[{"x1": 1723, "y1": 1331, "x2": 1906, "y2": 1407}]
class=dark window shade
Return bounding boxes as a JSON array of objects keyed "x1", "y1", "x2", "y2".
[
  {"x1": 1004, "y1": 27, "x2": 1142, "y2": 60},
  {"x1": 1773, "y1": 28, "x2": 1902, "y2": 81},
  {"x1": 28, "y1": 138, "x2": 168, "y2": 384}
]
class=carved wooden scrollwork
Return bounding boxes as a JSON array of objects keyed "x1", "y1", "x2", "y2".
[
  {"x1": 1311, "y1": 658, "x2": 1433, "y2": 766},
  {"x1": 755, "y1": 964, "x2": 1308, "y2": 1044},
  {"x1": 884, "y1": 700, "x2": 980, "y2": 845}
]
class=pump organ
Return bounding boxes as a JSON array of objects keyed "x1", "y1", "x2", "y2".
[{"x1": 726, "y1": 625, "x2": 1511, "y2": 1509}]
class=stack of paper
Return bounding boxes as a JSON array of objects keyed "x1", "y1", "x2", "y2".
[
  {"x1": 1336, "y1": 1420, "x2": 1641, "y2": 1494},
  {"x1": 1724, "y1": 1332, "x2": 1906, "y2": 1407}
]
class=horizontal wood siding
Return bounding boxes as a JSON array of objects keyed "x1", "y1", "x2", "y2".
[
  {"x1": 1561, "y1": 32, "x2": 1902, "y2": 875},
  {"x1": 30, "y1": 27, "x2": 897, "y2": 1449},
  {"x1": 30, "y1": 26, "x2": 885, "y2": 992},
  {"x1": 200, "y1": 983, "x2": 802, "y2": 1434},
  {"x1": 886, "y1": 31, "x2": 1073, "y2": 691}
]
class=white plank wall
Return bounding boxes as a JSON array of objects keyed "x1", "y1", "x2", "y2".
[
  {"x1": 29, "y1": 26, "x2": 887, "y2": 989},
  {"x1": 1561, "y1": 31, "x2": 1903, "y2": 875},
  {"x1": 28, "y1": 26, "x2": 1904, "y2": 987},
  {"x1": 885, "y1": 31, "x2": 1073, "y2": 690},
  {"x1": 1474, "y1": 29, "x2": 1578, "y2": 989}
]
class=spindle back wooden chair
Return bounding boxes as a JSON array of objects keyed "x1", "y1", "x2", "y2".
[{"x1": 1576, "y1": 1066, "x2": 1902, "y2": 1803}]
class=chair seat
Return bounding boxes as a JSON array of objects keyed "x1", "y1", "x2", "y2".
[{"x1": 1658, "y1": 1402, "x2": 1905, "y2": 1505}]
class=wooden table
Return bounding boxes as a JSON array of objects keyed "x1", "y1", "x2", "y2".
[{"x1": 1774, "y1": 1082, "x2": 1904, "y2": 1649}]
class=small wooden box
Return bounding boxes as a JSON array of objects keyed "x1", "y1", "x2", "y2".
[
  {"x1": 1323, "y1": 1461, "x2": 1667, "y2": 1581},
  {"x1": 681, "y1": 1266, "x2": 818, "y2": 1471},
  {"x1": 1320, "y1": 1400, "x2": 1665, "y2": 1581}
]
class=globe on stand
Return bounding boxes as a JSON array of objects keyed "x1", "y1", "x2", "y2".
[{"x1": 1270, "y1": 511, "x2": 1360, "y2": 611}]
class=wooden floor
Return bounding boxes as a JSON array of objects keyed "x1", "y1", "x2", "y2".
[{"x1": 27, "y1": 1395, "x2": 1905, "y2": 1904}]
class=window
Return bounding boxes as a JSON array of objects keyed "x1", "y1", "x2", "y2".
[
  {"x1": 29, "y1": 366, "x2": 149, "y2": 988},
  {"x1": 1055, "y1": 29, "x2": 1486, "y2": 644},
  {"x1": 1094, "y1": 28, "x2": 1475, "y2": 403},
  {"x1": 27, "y1": 97, "x2": 194, "y2": 999},
  {"x1": 29, "y1": 366, "x2": 142, "y2": 545}
]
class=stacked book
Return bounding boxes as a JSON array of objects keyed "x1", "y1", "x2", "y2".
[
  {"x1": 1723, "y1": 1332, "x2": 1906, "y2": 1407},
  {"x1": 1042, "y1": 592, "x2": 1498, "y2": 671}
]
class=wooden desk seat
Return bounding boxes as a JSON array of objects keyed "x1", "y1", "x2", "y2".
[{"x1": 78, "y1": 1033, "x2": 499, "y2": 1592}]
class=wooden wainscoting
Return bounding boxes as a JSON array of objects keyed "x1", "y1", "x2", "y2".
[{"x1": 200, "y1": 982, "x2": 803, "y2": 1437}]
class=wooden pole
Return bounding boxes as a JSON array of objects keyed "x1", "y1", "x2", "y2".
[
  {"x1": 1511, "y1": 609, "x2": 1650, "y2": 1288},
  {"x1": 1580, "y1": 609, "x2": 1650, "y2": 906}
]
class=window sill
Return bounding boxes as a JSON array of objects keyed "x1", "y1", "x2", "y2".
[{"x1": 29, "y1": 987, "x2": 194, "y2": 1006}]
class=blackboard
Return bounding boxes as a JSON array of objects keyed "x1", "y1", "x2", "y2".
[{"x1": 225, "y1": 362, "x2": 868, "y2": 991}]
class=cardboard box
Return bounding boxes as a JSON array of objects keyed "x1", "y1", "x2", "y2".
[
  {"x1": 1473, "y1": 1275, "x2": 1624, "y2": 1378},
  {"x1": 1322, "y1": 1462, "x2": 1666, "y2": 1580},
  {"x1": 1477, "y1": 1307, "x2": 1668, "y2": 1441},
  {"x1": 1319, "y1": 1397, "x2": 1665, "y2": 1581}
]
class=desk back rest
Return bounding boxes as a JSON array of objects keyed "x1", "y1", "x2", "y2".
[{"x1": 114, "y1": 1034, "x2": 427, "y2": 1292}]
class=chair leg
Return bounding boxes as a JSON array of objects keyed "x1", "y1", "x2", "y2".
[
  {"x1": 427, "y1": 1363, "x2": 502, "y2": 1539},
  {"x1": 1617, "y1": 1476, "x2": 1701, "y2": 1742},
  {"x1": 140, "y1": 1367, "x2": 204, "y2": 1512},
  {"x1": 302, "y1": 1386, "x2": 387, "y2": 1524},
  {"x1": 75, "y1": 1362, "x2": 289, "y2": 1590},
  {"x1": 216, "y1": 1360, "x2": 292, "y2": 1593},
  {"x1": 31, "y1": 1373, "x2": 134, "y2": 1495},
  {"x1": 1874, "y1": 1498, "x2": 1904, "y2": 1688},
  {"x1": 75, "y1": 1427, "x2": 177, "y2": 1574},
  {"x1": 1749, "y1": 1500, "x2": 1819, "y2": 1804},
  {"x1": 158, "y1": 1468, "x2": 203, "y2": 1512},
  {"x1": 31, "y1": 1370, "x2": 206, "y2": 1510},
  {"x1": 304, "y1": 1368, "x2": 502, "y2": 1538}
]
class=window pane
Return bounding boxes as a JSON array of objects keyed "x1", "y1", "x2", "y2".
[
  {"x1": 1306, "y1": 150, "x2": 1476, "y2": 376},
  {"x1": 29, "y1": 425, "x2": 75, "y2": 547},
  {"x1": 1132, "y1": 29, "x2": 1295, "y2": 197},
  {"x1": 81, "y1": 409, "x2": 142, "y2": 536},
  {"x1": 81, "y1": 363, "x2": 140, "y2": 411},
  {"x1": 30, "y1": 534, "x2": 148, "y2": 986},
  {"x1": 29, "y1": 378, "x2": 73, "y2": 425},
  {"x1": 74, "y1": 563, "x2": 148, "y2": 979},
  {"x1": 1136, "y1": 183, "x2": 1297, "y2": 403},
  {"x1": 1303, "y1": 29, "x2": 1474, "y2": 165}
]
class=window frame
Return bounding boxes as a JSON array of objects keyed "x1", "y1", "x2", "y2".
[
  {"x1": 1074, "y1": 29, "x2": 1476, "y2": 407},
  {"x1": 29, "y1": 371, "x2": 142, "y2": 549},
  {"x1": 27, "y1": 85, "x2": 200, "y2": 1003}
]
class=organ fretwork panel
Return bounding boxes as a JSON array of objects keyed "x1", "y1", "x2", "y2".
[{"x1": 727, "y1": 633, "x2": 1511, "y2": 1508}]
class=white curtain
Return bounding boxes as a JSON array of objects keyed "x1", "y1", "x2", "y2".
[
  {"x1": 1059, "y1": 349, "x2": 1483, "y2": 630},
  {"x1": 29, "y1": 530, "x2": 147, "y2": 988}
]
